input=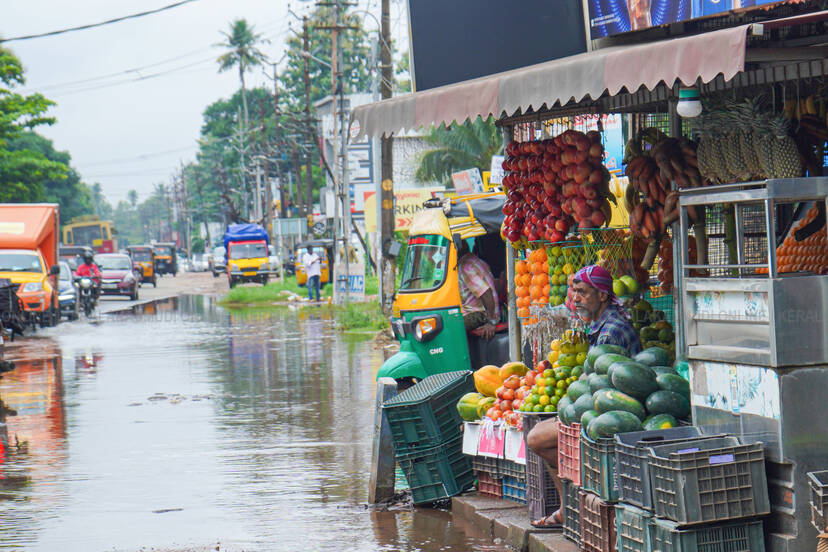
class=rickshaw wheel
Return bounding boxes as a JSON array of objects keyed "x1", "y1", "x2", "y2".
[{"x1": 395, "y1": 377, "x2": 418, "y2": 392}]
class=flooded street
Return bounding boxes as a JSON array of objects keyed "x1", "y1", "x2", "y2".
[{"x1": 0, "y1": 295, "x2": 505, "y2": 552}]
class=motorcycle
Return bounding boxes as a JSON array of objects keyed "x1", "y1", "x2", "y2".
[{"x1": 75, "y1": 277, "x2": 98, "y2": 317}]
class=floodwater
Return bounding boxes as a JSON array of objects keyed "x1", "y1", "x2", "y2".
[{"x1": 0, "y1": 296, "x2": 507, "y2": 552}]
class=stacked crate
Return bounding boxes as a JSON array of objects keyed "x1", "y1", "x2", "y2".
[
  {"x1": 579, "y1": 428, "x2": 618, "y2": 551},
  {"x1": 382, "y1": 371, "x2": 476, "y2": 505},
  {"x1": 471, "y1": 455, "x2": 502, "y2": 499},
  {"x1": 557, "y1": 421, "x2": 582, "y2": 545},
  {"x1": 523, "y1": 413, "x2": 560, "y2": 519}
]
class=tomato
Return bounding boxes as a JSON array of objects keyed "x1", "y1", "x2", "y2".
[
  {"x1": 502, "y1": 388, "x2": 515, "y2": 401},
  {"x1": 525, "y1": 372, "x2": 536, "y2": 387},
  {"x1": 500, "y1": 399, "x2": 513, "y2": 411}
]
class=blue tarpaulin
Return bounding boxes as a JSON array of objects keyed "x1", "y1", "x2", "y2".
[{"x1": 223, "y1": 224, "x2": 269, "y2": 257}]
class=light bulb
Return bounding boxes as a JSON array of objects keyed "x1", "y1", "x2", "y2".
[{"x1": 677, "y1": 87, "x2": 702, "y2": 118}]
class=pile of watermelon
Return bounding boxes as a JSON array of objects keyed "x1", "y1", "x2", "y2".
[{"x1": 557, "y1": 344, "x2": 691, "y2": 440}]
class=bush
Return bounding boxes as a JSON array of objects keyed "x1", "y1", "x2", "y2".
[{"x1": 336, "y1": 301, "x2": 388, "y2": 331}]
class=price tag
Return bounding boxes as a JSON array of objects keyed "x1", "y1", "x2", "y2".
[
  {"x1": 709, "y1": 453, "x2": 735, "y2": 465},
  {"x1": 677, "y1": 447, "x2": 700, "y2": 454}
]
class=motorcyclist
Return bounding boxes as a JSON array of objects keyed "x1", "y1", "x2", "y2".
[{"x1": 75, "y1": 251, "x2": 101, "y2": 298}]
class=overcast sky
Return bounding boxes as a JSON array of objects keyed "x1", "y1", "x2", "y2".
[{"x1": 2, "y1": 0, "x2": 407, "y2": 206}]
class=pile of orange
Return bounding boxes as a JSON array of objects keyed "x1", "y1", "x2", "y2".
[
  {"x1": 756, "y1": 206, "x2": 827, "y2": 274},
  {"x1": 515, "y1": 248, "x2": 550, "y2": 322},
  {"x1": 515, "y1": 259, "x2": 532, "y2": 317}
]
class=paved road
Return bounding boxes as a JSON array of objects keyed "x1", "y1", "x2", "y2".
[{"x1": 96, "y1": 270, "x2": 229, "y2": 314}]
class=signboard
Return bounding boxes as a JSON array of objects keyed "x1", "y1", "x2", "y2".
[
  {"x1": 271, "y1": 218, "x2": 306, "y2": 237},
  {"x1": 587, "y1": 0, "x2": 789, "y2": 39},
  {"x1": 477, "y1": 419, "x2": 505, "y2": 458},
  {"x1": 544, "y1": 113, "x2": 624, "y2": 172},
  {"x1": 489, "y1": 155, "x2": 505, "y2": 185},
  {"x1": 451, "y1": 168, "x2": 484, "y2": 195},
  {"x1": 504, "y1": 427, "x2": 527, "y2": 465},
  {"x1": 333, "y1": 262, "x2": 365, "y2": 303},
  {"x1": 408, "y1": 0, "x2": 586, "y2": 91},
  {"x1": 363, "y1": 187, "x2": 444, "y2": 232}
]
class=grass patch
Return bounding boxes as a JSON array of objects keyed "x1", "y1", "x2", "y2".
[
  {"x1": 219, "y1": 275, "x2": 379, "y2": 305},
  {"x1": 335, "y1": 301, "x2": 388, "y2": 331}
]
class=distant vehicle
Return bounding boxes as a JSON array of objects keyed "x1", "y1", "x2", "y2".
[
  {"x1": 94, "y1": 254, "x2": 138, "y2": 300},
  {"x1": 0, "y1": 203, "x2": 61, "y2": 328},
  {"x1": 57, "y1": 261, "x2": 79, "y2": 320},
  {"x1": 125, "y1": 245, "x2": 157, "y2": 288},
  {"x1": 209, "y1": 246, "x2": 226, "y2": 277},
  {"x1": 59, "y1": 245, "x2": 94, "y2": 272},
  {"x1": 62, "y1": 215, "x2": 117, "y2": 253},
  {"x1": 294, "y1": 239, "x2": 333, "y2": 287},
  {"x1": 267, "y1": 245, "x2": 281, "y2": 277},
  {"x1": 191, "y1": 254, "x2": 208, "y2": 272},
  {"x1": 153, "y1": 242, "x2": 177, "y2": 276},
  {"x1": 223, "y1": 224, "x2": 275, "y2": 288}
]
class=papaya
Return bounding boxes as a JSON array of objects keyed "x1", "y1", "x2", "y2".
[
  {"x1": 474, "y1": 365, "x2": 503, "y2": 397},
  {"x1": 457, "y1": 392, "x2": 485, "y2": 421},
  {"x1": 499, "y1": 361, "x2": 529, "y2": 380},
  {"x1": 476, "y1": 397, "x2": 496, "y2": 418}
]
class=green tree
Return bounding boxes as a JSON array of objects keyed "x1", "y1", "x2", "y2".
[
  {"x1": 127, "y1": 189, "x2": 138, "y2": 209},
  {"x1": 415, "y1": 117, "x2": 503, "y2": 185},
  {"x1": 215, "y1": 19, "x2": 269, "y2": 129},
  {"x1": 0, "y1": 46, "x2": 69, "y2": 202}
]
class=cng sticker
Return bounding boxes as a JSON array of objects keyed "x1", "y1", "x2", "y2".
[
  {"x1": 429, "y1": 347, "x2": 444, "y2": 355},
  {"x1": 448, "y1": 309, "x2": 459, "y2": 315}
]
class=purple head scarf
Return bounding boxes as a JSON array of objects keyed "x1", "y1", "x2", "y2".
[{"x1": 573, "y1": 265, "x2": 625, "y2": 309}]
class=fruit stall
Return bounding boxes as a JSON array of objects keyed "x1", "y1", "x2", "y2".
[{"x1": 353, "y1": 4, "x2": 828, "y2": 551}]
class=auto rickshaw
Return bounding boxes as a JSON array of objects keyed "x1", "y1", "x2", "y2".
[
  {"x1": 153, "y1": 242, "x2": 177, "y2": 276},
  {"x1": 294, "y1": 239, "x2": 333, "y2": 287},
  {"x1": 378, "y1": 191, "x2": 510, "y2": 388},
  {"x1": 126, "y1": 245, "x2": 157, "y2": 287}
]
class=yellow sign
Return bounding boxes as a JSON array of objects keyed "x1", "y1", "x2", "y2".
[
  {"x1": 0, "y1": 222, "x2": 24, "y2": 235},
  {"x1": 364, "y1": 187, "x2": 444, "y2": 232}
]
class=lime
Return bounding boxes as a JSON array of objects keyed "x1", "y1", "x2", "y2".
[
  {"x1": 533, "y1": 404, "x2": 544, "y2": 412},
  {"x1": 575, "y1": 352, "x2": 587, "y2": 365},
  {"x1": 544, "y1": 405, "x2": 555, "y2": 412},
  {"x1": 550, "y1": 396, "x2": 560, "y2": 407},
  {"x1": 539, "y1": 394, "x2": 550, "y2": 406},
  {"x1": 544, "y1": 385, "x2": 555, "y2": 396},
  {"x1": 536, "y1": 378, "x2": 546, "y2": 389},
  {"x1": 528, "y1": 393, "x2": 539, "y2": 404},
  {"x1": 543, "y1": 368, "x2": 554, "y2": 379},
  {"x1": 555, "y1": 388, "x2": 566, "y2": 398},
  {"x1": 571, "y1": 366, "x2": 583, "y2": 378},
  {"x1": 556, "y1": 380, "x2": 566, "y2": 389}
]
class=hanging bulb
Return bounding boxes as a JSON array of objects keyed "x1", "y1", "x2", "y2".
[{"x1": 677, "y1": 87, "x2": 702, "y2": 118}]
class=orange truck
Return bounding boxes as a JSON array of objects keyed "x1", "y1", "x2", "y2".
[{"x1": 0, "y1": 204, "x2": 61, "y2": 328}]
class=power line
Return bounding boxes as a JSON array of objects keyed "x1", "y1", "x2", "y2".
[
  {"x1": 0, "y1": 0, "x2": 202, "y2": 43},
  {"x1": 82, "y1": 145, "x2": 198, "y2": 167}
]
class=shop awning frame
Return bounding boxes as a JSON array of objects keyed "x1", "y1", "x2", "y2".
[{"x1": 351, "y1": 10, "x2": 828, "y2": 138}]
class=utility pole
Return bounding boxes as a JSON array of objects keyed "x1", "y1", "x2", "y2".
[
  {"x1": 379, "y1": 0, "x2": 395, "y2": 313},
  {"x1": 370, "y1": 36, "x2": 382, "y2": 284},
  {"x1": 303, "y1": 16, "x2": 314, "y2": 219},
  {"x1": 271, "y1": 63, "x2": 288, "y2": 219}
]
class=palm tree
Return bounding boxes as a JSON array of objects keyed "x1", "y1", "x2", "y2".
[
  {"x1": 415, "y1": 117, "x2": 503, "y2": 185},
  {"x1": 127, "y1": 189, "x2": 138, "y2": 209},
  {"x1": 215, "y1": 19, "x2": 269, "y2": 130}
]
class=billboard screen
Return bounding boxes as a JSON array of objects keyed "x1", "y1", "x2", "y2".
[
  {"x1": 407, "y1": 0, "x2": 586, "y2": 91},
  {"x1": 587, "y1": 0, "x2": 792, "y2": 39}
]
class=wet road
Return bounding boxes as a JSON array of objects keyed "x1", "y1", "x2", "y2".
[{"x1": 0, "y1": 296, "x2": 506, "y2": 552}]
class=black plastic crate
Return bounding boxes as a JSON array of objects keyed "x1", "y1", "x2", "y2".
[
  {"x1": 648, "y1": 517, "x2": 765, "y2": 552},
  {"x1": 809, "y1": 470, "x2": 828, "y2": 532},
  {"x1": 562, "y1": 479, "x2": 581, "y2": 545},
  {"x1": 382, "y1": 370, "x2": 473, "y2": 455},
  {"x1": 523, "y1": 413, "x2": 561, "y2": 521},
  {"x1": 579, "y1": 490, "x2": 616, "y2": 552},
  {"x1": 471, "y1": 455, "x2": 500, "y2": 478},
  {"x1": 503, "y1": 474, "x2": 527, "y2": 504},
  {"x1": 614, "y1": 426, "x2": 705, "y2": 511},
  {"x1": 647, "y1": 437, "x2": 770, "y2": 525},
  {"x1": 615, "y1": 503, "x2": 652, "y2": 552},
  {"x1": 581, "y1": 429, "x2": 618, "y2": 502},
  {"x1": 397, "y1": 435, "x2": 475, "y2": 505}
]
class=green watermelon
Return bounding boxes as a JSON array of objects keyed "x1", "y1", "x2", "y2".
[
  {"x1": 588, "y1": 373, "x2": 612, "y2": 395},
  {"x1": 580, "y1": 409, "x2": 599, "y2": 428},
  {"x1": 562, "y1": 404, "x2": 579, "y2": 426},
  {"x1": 643, "y1": 413, "x2": 679, "y2": 431},
  {"x1": 567, "y1": 380, "x2": 591, "y2": 402},
  {"x1": 651, "y1": 365, "x2": 678, "y2": 376},
  {"x1": 646, "y1": 390, "x2": 691, "y2": 419},
  {"x1": 557, "y1": 396, "x2": 573, "y2": 423},
  {"x1": 656, "y1": 373, "x2": 690, "y2": 398},
  {"x1": 610, "y1": 361, "x2": 658, "y2": 401},
  {"x1": 586, "y1": 410, "x2": 643, "y2": 439},
  {"x1": 571, "y1": 393, "x2": 594, "y2": 422},
  {"x1": 586, "y1": 344, "x2": 626, "y2": 367},
  {"x1": 594, "y1": 353, "x2": 630, "y2": 375},
  {"x1": 634, "y1": 347, "x2": 672, "y2": 367},
  {"x1": 592, "y1": 389, "x2": 647, "y2": 420}
]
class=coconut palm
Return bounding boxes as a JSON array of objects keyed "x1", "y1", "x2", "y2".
[
  {"x1": 215, "y1": 19, "x2": 269, "y2": 129},
  {"x1": 415, "y1": 117, "x2": 503, "y2": 185}
]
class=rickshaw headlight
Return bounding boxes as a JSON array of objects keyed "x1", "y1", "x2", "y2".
[
  {"x1": 414, "y1": 316, "x2": 440, "y2": 342},
  {"x1": 392, "y1": 318, "x2": 405, "y2": 338}
]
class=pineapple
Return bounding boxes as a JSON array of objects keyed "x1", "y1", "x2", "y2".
[
  {"x1": 755, "y1": 112, "x2": 777, "y2": 179},
  {"x1": 769, "y1": 115, "x2": 803, "y2": 178},
  {"x1": 722, "y1": 103, "x2": 750, "y2": 182},
  {"x1": 709, "y1": 111, "x2": 734, "y2": 183},
  {"x1": 737, "y1": 98, "x2": 763, "y2": 179},
  {"x1": 693, "y1": 115, "x2": 717, "y2": 183}
]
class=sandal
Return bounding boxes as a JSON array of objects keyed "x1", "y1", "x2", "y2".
[{"x1": 530, "y1": 510, "x2": 563, "y2": 529}]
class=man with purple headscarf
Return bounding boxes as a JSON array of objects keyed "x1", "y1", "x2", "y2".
[
  {"x1": 571, "y1": 265, "x2": 642, "y2": 357},
  {"x1": 526, "y1": 265, "x2": 641, "y2": 529}
]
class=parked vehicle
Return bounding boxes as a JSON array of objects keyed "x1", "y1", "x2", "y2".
[
  {"x1": 294, "y1": 239, "x2": 333, "y2": 287},
  {"x1": 379, "y1": 192, "x2": 509, "y2": 388},
  {"x1": 0, "y1": 204, "x2": 61, "y2": 328},
  {"x1": 57, "y1": 261, "x2": 79, "y2": 320},
  {"x1": 223, "y1": 224, "x2": 275, "y2": 288},
  {"x1": 59, "y1": 245, "x2": 94, "y2": 273},
  {"x1": 62, "y1": 215, "x2": 117, "y2": 253},
  {"x1": 126, "y1": 245, "x2": 157, "y2": 287},
  {"x1": 75, "y1": 276, "x2": 97, "y2": 317},
  {"x1": 191, "y1": 253, "x2": 208, "y2": 272},
  {"x1": 267, "y1": 246, "x2": 281, "y2": 278},
  {"x1": 153, "y1": 242, "x2": 177, "y2": 276},
  {"x1": 95, "y1": 254, "x2": 139, "y2": 300},
  {"x1": 210, "y1": 246, "x2": 226, "y2": 277}
]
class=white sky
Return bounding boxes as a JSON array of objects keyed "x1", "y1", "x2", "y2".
[{"x1": 2, "y1": 0, "x2": 408, "y2": 206}]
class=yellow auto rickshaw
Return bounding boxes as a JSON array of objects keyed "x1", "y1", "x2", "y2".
[
  {"x1": 294, "y1": 239, "x2": 333, "y2": 287},
  {"x1": 126, "y1": 245, "x2": 157, "y2": 287},
  {"x1": 379, "y1": 191, "x2": 510, "y2": 387}
]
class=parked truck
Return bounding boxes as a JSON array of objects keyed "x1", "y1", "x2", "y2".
[
  {"x1": 223, "y1": 223, "x2": 275, "y2": 288},
  {"x1": 0, "y1": 204, "x2": 61, "y2": 328}
]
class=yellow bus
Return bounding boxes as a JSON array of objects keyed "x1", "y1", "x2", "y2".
[{"x1": 62, "y1": 216, "x2": 118, "y2": 253}]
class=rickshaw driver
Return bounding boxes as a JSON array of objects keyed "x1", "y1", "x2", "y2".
[
  {"x1": 457, "y1": 239, "x2": 500, "y2": 340},
  {"x1": 525, "y1": 264, "x2": 642, "y2": 528}
]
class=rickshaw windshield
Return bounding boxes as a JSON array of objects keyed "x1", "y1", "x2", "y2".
[{"x1": 399, "y1": 235, "x2": 450, "y2": 292}]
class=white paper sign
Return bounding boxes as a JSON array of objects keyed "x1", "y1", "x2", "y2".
[
  {"x1": 504, "y1": 428, "x2": 526, "y2": 465},
  {"x1": 489, "y1": 155, "x2": 505, "y2": 184},
  {"x1": 462, "y1": 422, "x2": 480, "y2": 456}
]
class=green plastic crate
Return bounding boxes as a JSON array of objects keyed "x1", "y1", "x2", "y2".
[
  {"x1": 581, "y1": 429, "x2": 618, "y2": 502},
  {"x1": 648, "y1": 518, "x2": 765, "y2": 552},
  {"x1": 397, "y1": 435, "x2": 475, "y2": 505},
  {"x1": 382, "y1": 370, "x2": 474, "y2": 455},
  {"x1": 615, "y1": 503, "x2": 652, "y2": 552}
]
